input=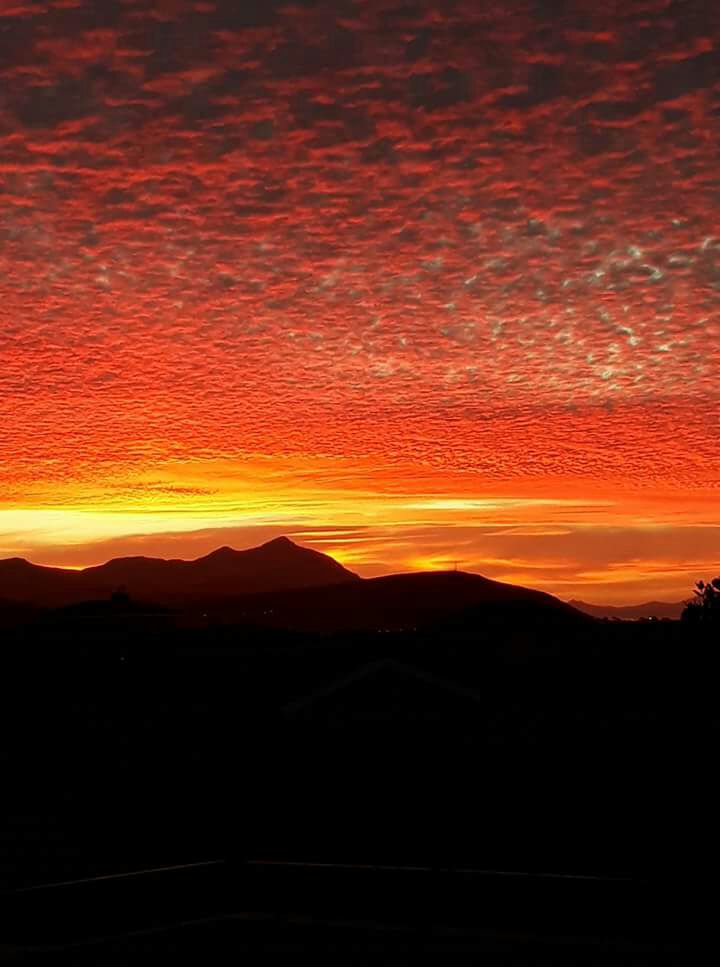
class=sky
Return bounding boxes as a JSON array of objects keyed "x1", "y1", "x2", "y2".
[{"x1": 1, "y1": 0, "x2": 719, "y2": 604}]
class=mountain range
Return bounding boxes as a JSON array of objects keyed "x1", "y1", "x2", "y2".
[
  {"x1": 569, "y1": 599, "x2": 686, "y2": 620},
  {"x1": 0, "y1": 537, "x2": 684, "y2": 626},
  {"x1": 0, "y1": 537, "x2": 357, "y2": 607},
  {"x1": 0, "y1": 536, "x2": 590, "y2": 631}
]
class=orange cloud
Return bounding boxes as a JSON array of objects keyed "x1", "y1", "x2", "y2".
[{"x1": 0, "y1": 1, "x2": 718, "y2": 604}]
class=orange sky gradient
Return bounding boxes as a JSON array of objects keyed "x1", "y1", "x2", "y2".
[{"x1": 1, "y1": 0, "x2": 719, "y2": 604}]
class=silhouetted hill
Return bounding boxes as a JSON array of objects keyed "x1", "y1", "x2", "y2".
[
  {"x1": 0, "y1": 540, "x2": 590, "y2": 631},
  {"x1": 207, "y1": 569, "x2": 589, "y2": 632},
  {"x1": 0, "y1": 537, "x2": 359, "y2": 607},
  {"x1": 0, "y1": 558, "x2": 83, "y2": 607},
  {"x1": 569, "y1": 599, "x2": 685, "y2": 620}
]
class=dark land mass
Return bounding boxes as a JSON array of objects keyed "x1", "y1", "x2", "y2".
[
  {"x1": 4, "y1": 535, "x2": 680, "y2": 627},
  {"x1": 204, "y1": 568, "x2": 587, "y2": 632},
  {"x1": 0, "y1": 537, "x2": 589, "y2": 632},
  {"x1": 0, "y1": 537, "x2": 359, "y2": 608},
  {"x1": 570, "y1": 598, "x2": 686, "y2": 620},
  {"x1": 1, "y1": 539, "x2": 719, "y2": 958}
]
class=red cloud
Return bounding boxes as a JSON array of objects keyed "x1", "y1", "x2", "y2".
[{"x1": 0, "y1": 0, "x2": 718, "y2": 599}]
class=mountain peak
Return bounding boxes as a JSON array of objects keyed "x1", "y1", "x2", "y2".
[
  {"x1": 205, "y1": 545, "x2": 237, "y2": 557},
  {"x1": 0, "y1": 557, "x2": 35, "y2": 569},
  {"x1": 260, "y1": 536, "x2": 296, "y2": 549}
]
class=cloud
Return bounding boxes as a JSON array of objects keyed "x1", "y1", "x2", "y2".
[{"x1": 0, "y1": 0, "x2": 719, "y2": 601}]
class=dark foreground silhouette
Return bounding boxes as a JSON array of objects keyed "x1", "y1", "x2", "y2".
[{"x1": 2, "y1": 553, "x2": 719, "y2": 959}]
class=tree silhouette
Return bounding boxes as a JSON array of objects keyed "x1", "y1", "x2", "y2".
[{"x1": 681, "y1": 578, "x2": 720, "y2": 626}]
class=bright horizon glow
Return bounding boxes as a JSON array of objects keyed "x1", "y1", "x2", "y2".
[{"x1": 1, "y1": 456, "x2": 717, "y2": 604}]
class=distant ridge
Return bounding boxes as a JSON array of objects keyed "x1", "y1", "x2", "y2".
[
  {"x1": 0, "y1": 537, "x2": 359, "y2": 607},
  {"x1": 569, "y1": 599, "x2": 685, "y2": 620}
]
